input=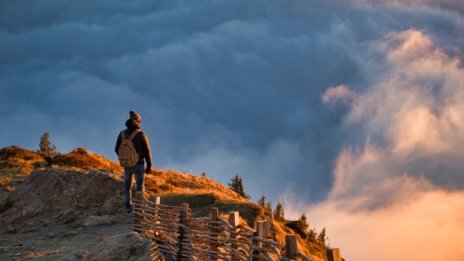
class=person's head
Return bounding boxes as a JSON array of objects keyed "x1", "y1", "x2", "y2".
[{"x1": 125, "y1": 110, "x2": 142, "y2": 129}]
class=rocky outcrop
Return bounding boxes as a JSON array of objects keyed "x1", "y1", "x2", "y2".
[
  {"x1": 0, "y1": 169, "x2": 124, "y2": 223},
  {"x1": 0, "y1": 193, "x2": 11, "y2": 212}
]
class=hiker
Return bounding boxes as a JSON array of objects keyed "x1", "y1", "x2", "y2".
[{"x1": 115, "y1": 110, "x2": 152, "y2": 214}]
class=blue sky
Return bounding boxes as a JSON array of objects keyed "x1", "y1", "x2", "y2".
[{"x1": 2, "y1": 1, "x2": 464, "y2": 259}]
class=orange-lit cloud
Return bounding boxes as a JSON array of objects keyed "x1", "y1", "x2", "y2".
[
  {"x1": 306, "y1": 189, "x2": 464, "y2": 261},
  {"x1": 289, "y1": 29, "x2": 464, "y2": 260}
]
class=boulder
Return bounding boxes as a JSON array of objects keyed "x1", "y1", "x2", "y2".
[{"x1": 0, "y1": 169, "x2": 124, "y2": 223}]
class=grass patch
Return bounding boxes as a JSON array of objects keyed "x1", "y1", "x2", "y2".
[
  {"x1": 193, "y1": 201, "x2": 262, "y2": 226},
  {"x1": 50, "y1": 148, "x2": 121, "y2": 171},
  {"x1": 159, "y1": 193, "x2": 216, "y2": 209},
  {"x1": 0, "y1": 146, "x2": 43, "y2": 162}
]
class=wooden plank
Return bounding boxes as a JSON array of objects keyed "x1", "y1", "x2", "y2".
[
  {"x1": 327, "y1": 248, "x2": 342, "y2": 261},
  {"x1": 177, "y1": 203, "x2": 190, "y2": 260},
  {"x1": 229, "y1": 211, "x2": 240, "y2": 227},
  {"x1": 229, "y1": 211, "x2": 240, "y2": 261},
  {"x1": 210, "y1": 207, "x2": 219, "y2": 261},
  {"x1": 257, "y1": 221, "x2": 266, "y2": 238},
  {"x1": 285, "y1": 234, "x2": 298, "y2": 259}
]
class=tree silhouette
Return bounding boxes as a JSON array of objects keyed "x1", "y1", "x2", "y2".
[
  {"x1": 258, "y1": 195, "x2": 273, "y2": 217},
  {"x1": 298, "y1": 213, "x2": 309, "y2": 234},
  {"x1": 317, "y1": 227, "x2": 327, "y2": 244},
  {"x1": 307, "y1": 228, "x2": 318, "y2": 243},
  {"x1": 38, "y1": 132, "x2": 57, "y2": 157},
  {"x1": 273, "y1": 202, "x2": 285, "y2": 221},
  {"x1": 265, "y1": 201, "x2": 273, "y2": 217},
  {"x1": 228, "y1": 174, "x2": 250, "y2": 199},
  {"x1": 258, "y1": 195, "x2": 266, "y2": 207}
]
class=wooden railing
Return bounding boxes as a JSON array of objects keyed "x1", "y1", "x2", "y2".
[{"x1": 132, "y1": 192, "x2": 314, "y2": 261}]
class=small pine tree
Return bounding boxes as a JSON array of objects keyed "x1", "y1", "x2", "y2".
[
  {"x1": 38, "y1": 132, "x2": 57, "y2": 157},
  {"x1": 273, "y1": 202, "x2": 285, "y2": 221},
  {"x1": 258, "y1": 195, "x2": 273, "y2": 217},
  {"x1": 265, "y1": 201, "x2": 273, "y2": 217},
  {"x1": 298, "y1": 214, "x2": 309, "y2": 232},
  {"x1": 307, "y1": 228, "x2": 318, "y2": 243},
  {"x1": 228, "y1": 174, "x2": 250, "y2": 199},
  {"x1": 317, "y1": 227, "x2": 327, "y2": 244},
  {"x1": 258, "y1": 195, "x2": 266, "y2": 207}
]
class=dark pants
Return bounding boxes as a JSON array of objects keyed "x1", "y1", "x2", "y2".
[{"x1": 124, "y1": 163, "x2": 145, "y2": 210}]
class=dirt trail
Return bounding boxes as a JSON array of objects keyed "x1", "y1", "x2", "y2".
[{"x1": 0, "y1": 214, "x2": 136, "y2": 260}]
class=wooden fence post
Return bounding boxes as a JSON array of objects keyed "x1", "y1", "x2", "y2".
[
  {"x1": 327, "y1": 248, "x2": 342, "y2": 261},
  {"x1": 154, "y1": 197, "x2": 160, "y2": 220},
  {"x1": 209, "y1": 207, "x2": 219, "y2": 261},
  {"x1": 177, "y1": 203, "x2": 190, "y2": 260},
  {"x1": 145, "y1": 197, "x2": 160, "y2": 237},
  {"x1": 254, "y1": 221, "x2": 271, "y2": 260},
  {"x1": 285, "y1": 234, "x2": 298, "y2": 260},
  {"x1": 133, "y1": 191, "x2": 144, "y2": 233},
  {"x1": 261, "y1": 220, "x2": 272, "y2": 258},
  {"x1": 257, "y1": 221, "x2": 270, "y2": 238},
  {"x1": 229, "y1": 211, "x2": 240, "y2": 261}
]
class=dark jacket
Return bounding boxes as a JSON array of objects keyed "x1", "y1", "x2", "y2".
[{"x1": 115, "y1": 120, "x2": 152, "y2": 167}]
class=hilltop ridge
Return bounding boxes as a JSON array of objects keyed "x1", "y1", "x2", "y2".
[{"x1": 0, "y1": 145, "x2": 330, "y2": 261}]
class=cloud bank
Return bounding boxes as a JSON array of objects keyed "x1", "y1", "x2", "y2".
[{"x1": 287, "y1": 29, "x2": 464, "y2": 260}]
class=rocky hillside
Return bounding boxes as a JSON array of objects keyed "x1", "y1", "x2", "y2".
[{"x1": 0, "y1": 146, "x2": 329, "y2": 261}]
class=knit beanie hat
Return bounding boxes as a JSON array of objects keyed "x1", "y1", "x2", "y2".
[{"x1": 130, "y1": 110, "x2": 142, "y2": 123}]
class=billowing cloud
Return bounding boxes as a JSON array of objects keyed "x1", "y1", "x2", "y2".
[
  {"x1": 340, "y1": 30, "x2": 464, "y2": 196},
  {"x1": 286, "y1": 29, "x2": 464, "y2": 260}
]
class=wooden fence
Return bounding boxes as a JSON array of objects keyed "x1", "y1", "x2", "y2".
[{"x1": 132, "y1": 192, "x2": 314, "y2": 261}]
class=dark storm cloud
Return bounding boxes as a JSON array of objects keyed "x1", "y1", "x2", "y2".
[{"x1": 1, "y1": 0, "x2": 464, "y2": 205}]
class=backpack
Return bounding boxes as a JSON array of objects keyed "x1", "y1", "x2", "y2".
[{"x1": 118, "y1": 130, "x2": 140, "y2": 167}]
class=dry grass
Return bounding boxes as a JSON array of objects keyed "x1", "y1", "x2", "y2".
[
  {"x1": 4, "y1": 185, "x2": 15, "y2": 192},
  {"x1": 141, "y1": 168, "x2": 260, "y2": 225},
  {"x1": 0, "y1": 146, "x2": 43, "y2": 162},
  {"x1": 157, "y1": 193, "x2": 216, "y2": 208},
  {"x1": 26, "y1": 247, "x2": 67, "y2": 258},
  {"x1": 0, "y1": 146, "x2": 121, "y2": 174},
  {"x1": 0, "y1": 146, "x2": 45, "y2": 175},
  {"x1": 0, "y1": 177, "x2": 12, "y2": 187},
  {"x1": 144, "y1": 169, "x2": 247, "y2": 203},
  {"x1": 0, "y1": 146, "x2": 122, "y2": 192},
  {"x1": 202, "y1": 201, "x2": 262, "y2": 226},
  {"x1": 272, "y1": 220, "x2": 327, "y2": 261},
  {"x1": 51, "y1": 147, "x2": 121, "y2": 171}
]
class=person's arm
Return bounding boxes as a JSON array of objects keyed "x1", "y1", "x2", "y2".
[
  {"x1": 141, "y1": 132, "x2": 152, "y2": 173},
  {"x1": 115, "y1": 132, "x2": 122, "y2": 155}
]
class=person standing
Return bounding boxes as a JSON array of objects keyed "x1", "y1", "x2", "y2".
[{"x1": 115, "y1": 111, "x2": 152, "y2": 214}]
